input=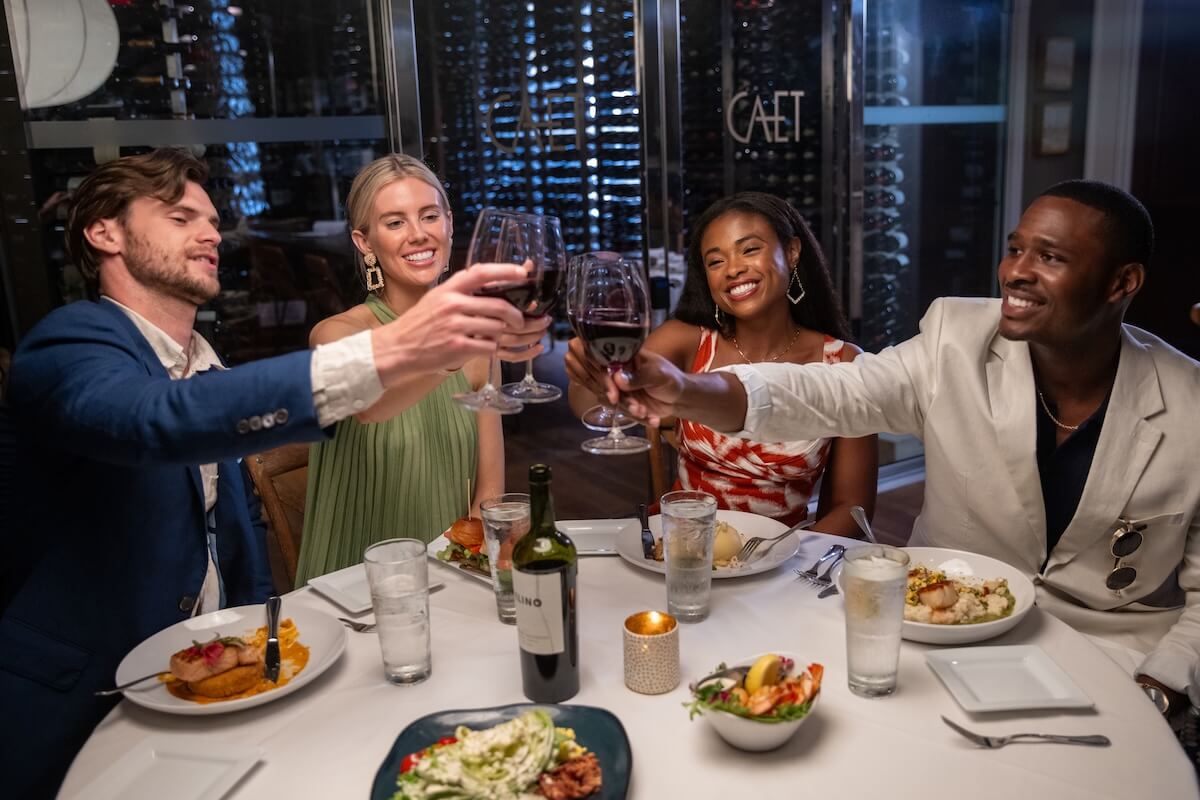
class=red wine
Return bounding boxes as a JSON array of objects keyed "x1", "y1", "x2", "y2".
[
  {"x1": 476, "y1": 280, "x2": 537, "y2": 309},
  {"x1": 513, "y1": 465, "x2": 579, "y2": 703},
  {"x1": 525, "y1": 269, "x2": 560, "y2": 317},
  {"x1": 579, "y1": 317, "x2": 645, "y2": 367}
]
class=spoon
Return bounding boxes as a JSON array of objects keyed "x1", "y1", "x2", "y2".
[{"x1": 850, "y1": 505, "x2": 878, "y2": 544}]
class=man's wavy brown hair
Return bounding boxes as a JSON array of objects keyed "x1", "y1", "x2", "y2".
[{"x1": 66, "y1": 148, "x2": 209, "y2": 291}]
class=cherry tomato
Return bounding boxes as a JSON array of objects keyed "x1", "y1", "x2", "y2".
[{"x1": 400, "y1": 751, "x2": 421, "y2": 774}]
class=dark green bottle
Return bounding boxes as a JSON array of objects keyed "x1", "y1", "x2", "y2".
[{"x1": 512, "y1": 464, "x2": 579, "y2": 702}]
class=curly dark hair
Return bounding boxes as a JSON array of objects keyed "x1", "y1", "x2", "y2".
[{"x1": 674, "y1": 192, "x2": 849, "y2": 340}]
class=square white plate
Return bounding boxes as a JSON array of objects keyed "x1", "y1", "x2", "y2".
[
  {"x1": 926, "y1": 645, "x2": 1094, "y2": 712},
  {"x1": 557, "y1": 518, "x2": 636, "y2": 555},
  {"x1": 69, "y1": 739, "x2": 262, "y2": 800},
  {"x1": 307, "y1": 563, "x2": 371, "y2": 614}
]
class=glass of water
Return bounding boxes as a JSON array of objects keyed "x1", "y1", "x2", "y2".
[
  {"x1": 480, "y1": 493, "x2": 531, "y2": 624},
  {"x1": 363, "y1": 538, "x2": 431, "y2": 685},
  {"x1": 842, "y1": 544, "x2": 910, "y2": 697},
  {"x1": 660, "y1": 490, "x2": 718, "y2": 622}
]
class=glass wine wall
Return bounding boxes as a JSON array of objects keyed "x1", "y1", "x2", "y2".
[{"x1": 416, "y1": 0, "x2": 643, "y2": 257}]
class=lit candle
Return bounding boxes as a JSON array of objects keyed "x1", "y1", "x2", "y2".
[{"x1": 623, "y1": 610, "x2": 680, "y2": 694}]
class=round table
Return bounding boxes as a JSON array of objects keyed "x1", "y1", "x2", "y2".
[{"x1": 60, "y1": 532, "x2": 1198, "y2": 799}]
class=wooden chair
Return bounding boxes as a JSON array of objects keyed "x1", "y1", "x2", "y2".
[
  {"x1": 647, "y1": 422, "x2": 678, "y2": 503},
  {"x1": 245, "y1": 442, "x2": 310, "y2": 593}
]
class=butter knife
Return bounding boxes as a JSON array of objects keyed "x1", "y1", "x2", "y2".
[
  {"x1": 264, "y1": 595, "x2": 281, "y2": 683},
  {"x1": 638, "y1": 503, "x2": 655, "y2": 559}
]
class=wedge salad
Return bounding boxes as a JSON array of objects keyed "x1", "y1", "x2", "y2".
[{"x1": 391, "y1": 709, "x2": 601, "y2": 800}]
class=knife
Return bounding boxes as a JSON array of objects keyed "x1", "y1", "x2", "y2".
[
  {"x1": 264, "y1": 595, "x2": 281, "y2": 683},
  {"x1": 638, "y1": 503, "x2": 655, "y2": 559}
]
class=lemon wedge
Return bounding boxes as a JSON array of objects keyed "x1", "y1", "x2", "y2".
[{"x1": 744, "y1": 654, "x2": 783, "y2": 694}]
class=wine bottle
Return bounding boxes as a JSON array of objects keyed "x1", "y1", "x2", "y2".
[{"x1": 512, "y1": 464, "x2": 579, "y2": 703}]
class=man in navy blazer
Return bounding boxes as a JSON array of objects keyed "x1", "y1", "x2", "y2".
[{"x1": 0, "y1": 149, "x2": 547, "y2": 797}]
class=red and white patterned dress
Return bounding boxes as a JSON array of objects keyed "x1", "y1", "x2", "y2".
[{"x1": 675, "y1": 328, "x2": 848, "y2": 527}]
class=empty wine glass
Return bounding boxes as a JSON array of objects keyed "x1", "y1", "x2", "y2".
[
  {"x1": 571, "y1": 252, "x2": 652, "y2": 455},
  {"x1": 500, "y1": 215, "x2": 565, "y2": 403},
  {"x1": 452, "y1": 208, "x2": 545, "y2": 415}
]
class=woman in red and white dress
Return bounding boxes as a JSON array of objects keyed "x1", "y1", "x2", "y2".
[{"x1": 568, "y1": 192, "x2": 877, "y2": 536}]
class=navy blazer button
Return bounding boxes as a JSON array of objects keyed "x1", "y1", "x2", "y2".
[
  {"x1": 262, "y1": 413, "x2": 276, "y2": 429},
  {"x1": 236, "y1": 419, "x2": 250, "y2": 434},
  {"x1": 274, "y1": 408, "x2": 289, "y2": 425},
  {"x1": 248, "y1": 415, "x2": 262, "y2": 431},
  {"x1": 178, "y1": 595, "x2": 196, "y2": 612}
]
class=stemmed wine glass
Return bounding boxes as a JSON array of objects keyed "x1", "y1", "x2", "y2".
[
  {"x1": 500, "y1": 215, "x2": 565, "y2": 403},
  {"x1": 571, "y1": 252, "x2": 652, "y2": 455},
  {"x1": 451, "y1": 208, "x2": 545, "y2": 415}
]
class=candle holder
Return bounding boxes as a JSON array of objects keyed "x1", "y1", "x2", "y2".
[{"x1": 623, "y1": 611, "x2": 680, "y2": 694}]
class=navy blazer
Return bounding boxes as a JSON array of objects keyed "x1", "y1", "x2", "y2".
[{"x1": 1, "y1": 300, "x2": 330, "y2": 797}]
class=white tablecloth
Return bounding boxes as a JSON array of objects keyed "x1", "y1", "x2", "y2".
[{"x1": 60, "y1": 532, "x2": 1198, "y2": 799}]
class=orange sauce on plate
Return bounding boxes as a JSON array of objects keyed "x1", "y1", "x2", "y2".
[{"x1": 162, "y1": 618, "x2": 310, "y2": 704}]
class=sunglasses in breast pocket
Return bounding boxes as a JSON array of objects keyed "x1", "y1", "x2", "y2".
[{"x1": 1105, "y1": 512, "x2": 1186, "y2": 591}]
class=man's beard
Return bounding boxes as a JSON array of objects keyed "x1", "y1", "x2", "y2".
[{"x1": 122, "y1": 228, "x2": 220, "y2": 305}]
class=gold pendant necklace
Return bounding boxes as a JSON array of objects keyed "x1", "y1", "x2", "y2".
[
  {"x1": 729, "y1": 326, "x2": 803, "y2": 364},
  {"x1": 1037, "y1": 390, "x2": 1081, "y2": 431}
]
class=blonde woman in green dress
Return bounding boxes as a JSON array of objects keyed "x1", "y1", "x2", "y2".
[{"x1": 295, "y1": 155, "x2": 546, "y2": 584}]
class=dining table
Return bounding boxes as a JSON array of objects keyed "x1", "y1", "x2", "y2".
[{"x1": 59, "y1": 529, "x2": 1198, "y2": 799}]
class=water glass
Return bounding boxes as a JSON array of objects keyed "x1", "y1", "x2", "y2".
[
  {"x1": 363, "y1": 538, "x2": 431, "y2": 685},
  {"x1": 480, "y1": 493, "x2": 531, "y2": 624},
  {"x1": 661, "y1": 490, "x2": 718, "y2": 622},
  {"x1": 842, "y1": 544, "x2": 910, "y2": 697}
]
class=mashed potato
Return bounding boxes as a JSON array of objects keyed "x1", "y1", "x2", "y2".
[{"x1": 712, "y1": 521, "x2": 743, "y2": 567}]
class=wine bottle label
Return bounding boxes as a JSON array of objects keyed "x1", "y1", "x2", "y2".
[{"x1": 513, "y1": 570, "x2": 565, "y2": 655}]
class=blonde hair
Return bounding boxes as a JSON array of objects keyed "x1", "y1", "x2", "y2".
[{"x1": 346, "y1": 154, "x2": 451, "y2": 289}]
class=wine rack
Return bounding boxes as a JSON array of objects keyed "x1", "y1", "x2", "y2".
[
  {"x1": 678, "y1": 0, "x2": 825, "y2": 249},
  {"x1": 416, "y1": 1, "x2": 642, "y2": 256}
]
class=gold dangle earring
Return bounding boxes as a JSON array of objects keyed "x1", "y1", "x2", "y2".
[
  {"x1": 787, "y1": 265, "x2": 806, "y2": 305},
  {"x1": 364, "y1": 252, "x2": 384, "y2": 292}
]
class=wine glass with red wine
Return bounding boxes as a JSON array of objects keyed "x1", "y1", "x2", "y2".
[
  {"x1": 572, "y1": 252, "x2": 652, "y2": 455},
  {"x1": 452, "y1": 208, "x2": 545, "y2": 414},
  {"x1": 500, "y1": 215, "x2": 565, "y2": 403}
]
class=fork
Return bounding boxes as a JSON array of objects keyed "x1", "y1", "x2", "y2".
[
  {"x1": 734, "y1": 519, "x2": 813, "y2": 563},
  {"x1": 799, "y1": 550, "x2": 844, "y2": 589},
  {"x1": 941, "y1": 716, "x2": 1111, "y2": 748},
  {"x1": 339, "y1": 583, "x2": 445, "y2": 632},
  {"x1": 793, "y1": 544, "x2": 845, "y2": 582}
]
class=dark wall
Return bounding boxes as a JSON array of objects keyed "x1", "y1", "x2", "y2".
[
  {"x1": 1020, "y1": 0, "x2": 1094, "y2": 209},
  {"x1": 1128, "y1": 0, "x2": 1200, "y2": 358}
]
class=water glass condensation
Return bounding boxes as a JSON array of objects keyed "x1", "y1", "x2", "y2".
[
  {"x1": 363, "y1": 539, "x2": 431, "y2": 685},
  {"x1": 842, "y1": 544, "x2": 910, "y2": 697},
  {"x1": 661, "y1": 491, "x2": 718, "y2": 622},
  {"x1": 480, "y1": 494, "x2": 531, "y2": 624}
]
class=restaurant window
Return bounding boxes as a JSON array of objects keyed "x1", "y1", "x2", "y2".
[{"x1": 13, "y1": 0, "x2": 389, "y2": 364}]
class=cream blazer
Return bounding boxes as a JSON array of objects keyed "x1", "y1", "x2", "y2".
[{"x1": 726, "y1": 298, "x2": 1200, "y2": 689}]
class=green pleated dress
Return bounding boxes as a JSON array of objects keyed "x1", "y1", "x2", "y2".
[{"x1": 295, "y1": 295, "x2": 479, "y2": 584}]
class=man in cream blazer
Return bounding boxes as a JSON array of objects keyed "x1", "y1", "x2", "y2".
[{"x1": 572, "y1": 179, "x2": 1199, "y2": 715}]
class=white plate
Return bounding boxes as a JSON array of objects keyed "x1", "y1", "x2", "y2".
[
  {"x1": 557, "y1": 518, "x2": 637, "y2": 555},
  {"x1": 615, "y1": 510, "x2": 797, "y2": 578},
  {"x1": 307, "y1": 563, "x2": 371, "y2": 614},
  {"x1": 926, "y1": 645, "x2": 1094, "y2": 712},
  {"x1": 67, "y1": 738, "x2": 262, "y2": 800},
  {"x1": 115, "y1": 603, "x2": 346, "y2": 716},
  {"x1": 427, "y1": 534, "x2": 492, "y2": 586}
]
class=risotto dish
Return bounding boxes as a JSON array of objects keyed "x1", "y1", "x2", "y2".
[{"x1": 904, "y1": 565, "x2": 1015, "y2": 625}]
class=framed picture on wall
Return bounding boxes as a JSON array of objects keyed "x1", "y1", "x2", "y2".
[
  {"x1": 1035, "y1": 101, "x2": 1073, "y2": 156},
  {"x1": 1040, "y1": 37, "x2": 1075, "y2": 91}
]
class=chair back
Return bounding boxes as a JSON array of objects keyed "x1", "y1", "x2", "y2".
[{"x1": 245, "y1": 442, "x2": 309, "y2": 592}]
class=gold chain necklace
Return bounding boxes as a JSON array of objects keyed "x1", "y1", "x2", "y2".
[
  {"x1": 729, "y1": 326, "x2": 804, "y2": 364},
  {"x1": 1037, "y1": 390, "x2": 1081, "y2": 431}
]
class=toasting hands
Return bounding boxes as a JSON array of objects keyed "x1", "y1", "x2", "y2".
[{"x1": 371, "y1": 263, "x2": 551, "y2": 386}]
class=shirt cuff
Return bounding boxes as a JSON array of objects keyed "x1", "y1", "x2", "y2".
[
  {"x1": 714, "y1": 364, "x2": 771, "y2": 437},
  {"x1": 311, "y1": 330, "x2": 385, "y2": 427}
]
